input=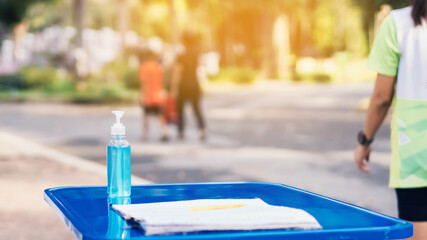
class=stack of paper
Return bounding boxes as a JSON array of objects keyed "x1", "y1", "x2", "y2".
[{"x1": 112, "y1": 198, "x2": 322, "y2": 236}]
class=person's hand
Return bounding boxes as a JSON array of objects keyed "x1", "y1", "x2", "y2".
[{"x1": 354, "y1": 145, "x2": 371, "y2": 173}]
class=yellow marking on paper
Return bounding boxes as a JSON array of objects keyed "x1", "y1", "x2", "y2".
[{"x1": 190, "y1": 204, "x2": 246, "y2": 212}]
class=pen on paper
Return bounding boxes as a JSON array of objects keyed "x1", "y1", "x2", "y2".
[{"x1": 190, "y1": 204, "x2": 246, "y2": 212}]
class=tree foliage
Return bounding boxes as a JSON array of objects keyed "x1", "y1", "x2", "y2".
[
  {"x1": 351, "y1": 0, "x2": 409, "y2": 47},
  {"x1": 0, "y1": 0, "x2": 413, "y2": 78},
  {"x1": 0, "y1": 0, "x2": 56, "y2": 29}
]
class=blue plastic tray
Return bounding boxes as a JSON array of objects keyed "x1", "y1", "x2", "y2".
[{"x1": 44, "y1": 182, "x2": 412, "y2": 239}]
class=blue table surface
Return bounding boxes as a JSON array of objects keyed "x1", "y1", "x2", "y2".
[{"x1": 44, "y1": 182, "x2": 412, "y2": 240}]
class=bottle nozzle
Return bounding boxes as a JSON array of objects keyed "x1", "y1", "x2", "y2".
[
  {"x1": 112, "y1": 111, "x2": 124, "y2": 124},
  {"x1": 111, "y1": 111, "x2": 126, "y2": 135}
]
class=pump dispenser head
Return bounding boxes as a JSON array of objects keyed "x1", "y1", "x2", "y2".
[{"x1": 111, "y1": 111, "x2": 125, "y2": 135}]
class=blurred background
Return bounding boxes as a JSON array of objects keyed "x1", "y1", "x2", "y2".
[{"x1": 0, "y1": 0, "x2": 410, "y2": 239}]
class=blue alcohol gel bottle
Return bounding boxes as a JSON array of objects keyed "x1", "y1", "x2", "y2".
[{"x1": 107, "y1": 111, "x2": 131, "y2": 197}]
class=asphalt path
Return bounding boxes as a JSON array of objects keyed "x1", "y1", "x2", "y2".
[{"x1": 0, "y1": 80, "x2": 397, "y2": 216}]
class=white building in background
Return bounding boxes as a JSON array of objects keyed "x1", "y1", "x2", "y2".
[
  {"x1": 0, "y1": 26, "x2": 144, "y2": 74},
  {"x1": 0, "y1": 26, "x2": 220, "y2": 78},
  {"x1": 1, "y1": 40, "x2": 14, "y2": 66}
]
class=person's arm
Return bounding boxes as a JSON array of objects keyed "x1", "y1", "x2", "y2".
[{"x1": 354, "y1": 73, "x2": 395, "y2": 173}]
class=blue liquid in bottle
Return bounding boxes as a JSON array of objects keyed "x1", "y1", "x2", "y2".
[{"x1": 107, "y1": 135, "x2": 131, "y2": 197}]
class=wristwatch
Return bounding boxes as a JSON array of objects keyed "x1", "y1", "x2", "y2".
[{"x1": 358, "y1": 131, "x2": 373, "y2": 146}]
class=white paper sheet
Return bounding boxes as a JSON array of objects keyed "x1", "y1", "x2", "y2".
[{"x1": 112, "y1": 198, "x2": 322, "y2": 236}]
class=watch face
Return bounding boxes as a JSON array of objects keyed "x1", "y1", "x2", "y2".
[{"x1": 358, "y1": 131, "x2": 366, "y2": 144}]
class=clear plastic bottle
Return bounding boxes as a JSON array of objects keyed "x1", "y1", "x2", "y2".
[{"x1": 107, "y1": 111, "x2": 131, "y2": 197}]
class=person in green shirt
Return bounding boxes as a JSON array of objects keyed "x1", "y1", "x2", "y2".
[{"x1": 354, "y1": 1, "x2": 427, "y2": 239}]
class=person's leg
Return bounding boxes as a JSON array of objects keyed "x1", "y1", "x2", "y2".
[
  {"x1": 410, "y1": 222, "x2": 427, "y2": 240},
  {"x1": 142, "y1": 107, "x2": 150, "y2": 140},
  {"x1": 176, "y1": 95, "x2": 185, "y2": 140},
  {"x1": 189, "y1": 93, "x2": 206, "y2": 140},
  {"x1": 396, "y1": 187, "x2": 427, "y2": 239},
  {"x1": 155, "y1": 106, "x2": 169, "y2": 142}
]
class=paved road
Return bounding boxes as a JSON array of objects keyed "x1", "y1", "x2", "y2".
[{"x1": 0, "y1": 80, "x2": 397, "y2": 216}]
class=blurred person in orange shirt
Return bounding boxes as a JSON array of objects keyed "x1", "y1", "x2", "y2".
[{"x1": 139, "y1": 50, "x2": 169, "y2": 142}]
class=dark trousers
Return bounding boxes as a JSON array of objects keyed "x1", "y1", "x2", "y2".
[{"x1": 177, "y1": 93, "x2": 205, "y2": 134}]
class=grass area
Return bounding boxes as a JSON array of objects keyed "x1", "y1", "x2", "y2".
[
  {"x1": 71, "y1": 88, "x2": 138, "y2": 104},
  {"x1": 208, "y1": 67, "x2": 258, "y2": 85},
  {"x1": 0, "y1": 88, "x2": 138, "y2": 104},
  {"x1": 294, "y1": 56, "x2": 375, "y2": 83},
  {"x1": 293, "y1": 72, "x2": 333, "y2": 83},
  {"x1": 0, "y1": 89, "x2": 70, "y2": 102},
  {"x1": 0, "y1": 64, "x2": 139, "y2": 104},
  {"x1": 0, "y1": 56, "x2": 375, "y2": 104}
]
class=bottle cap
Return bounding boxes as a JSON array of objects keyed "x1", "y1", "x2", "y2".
[{"x1": 111, "y1": 111, "x2": 125, "y2": 135}]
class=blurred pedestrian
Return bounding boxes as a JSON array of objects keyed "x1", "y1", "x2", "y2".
[
  {"x1": 171, "y1": 32, "x2": 207, "y2": 141},
  {"x1": 354, "y1": 1, "x2": 427, "y2": 239},
  {"x1": 139, "y1": 50, "x2": 169, "y2": 142}
]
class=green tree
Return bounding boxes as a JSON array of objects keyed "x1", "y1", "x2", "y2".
[
  {"x1": 0, "y1": 0, "x2": 57, "y2": 63},
  {"x1": 0, "y1": 0, "x2": 56, "y2": 29},
  {"x1": 203, "y1": 0, "x2": 308, "y2": 78},
  {"x1": 351, "y1": 0, "x2": 409, "y2": 49}
]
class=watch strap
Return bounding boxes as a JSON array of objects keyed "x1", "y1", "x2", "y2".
[{"x1": 358, "y1": 131, "x2": 373, "y2": 146}]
